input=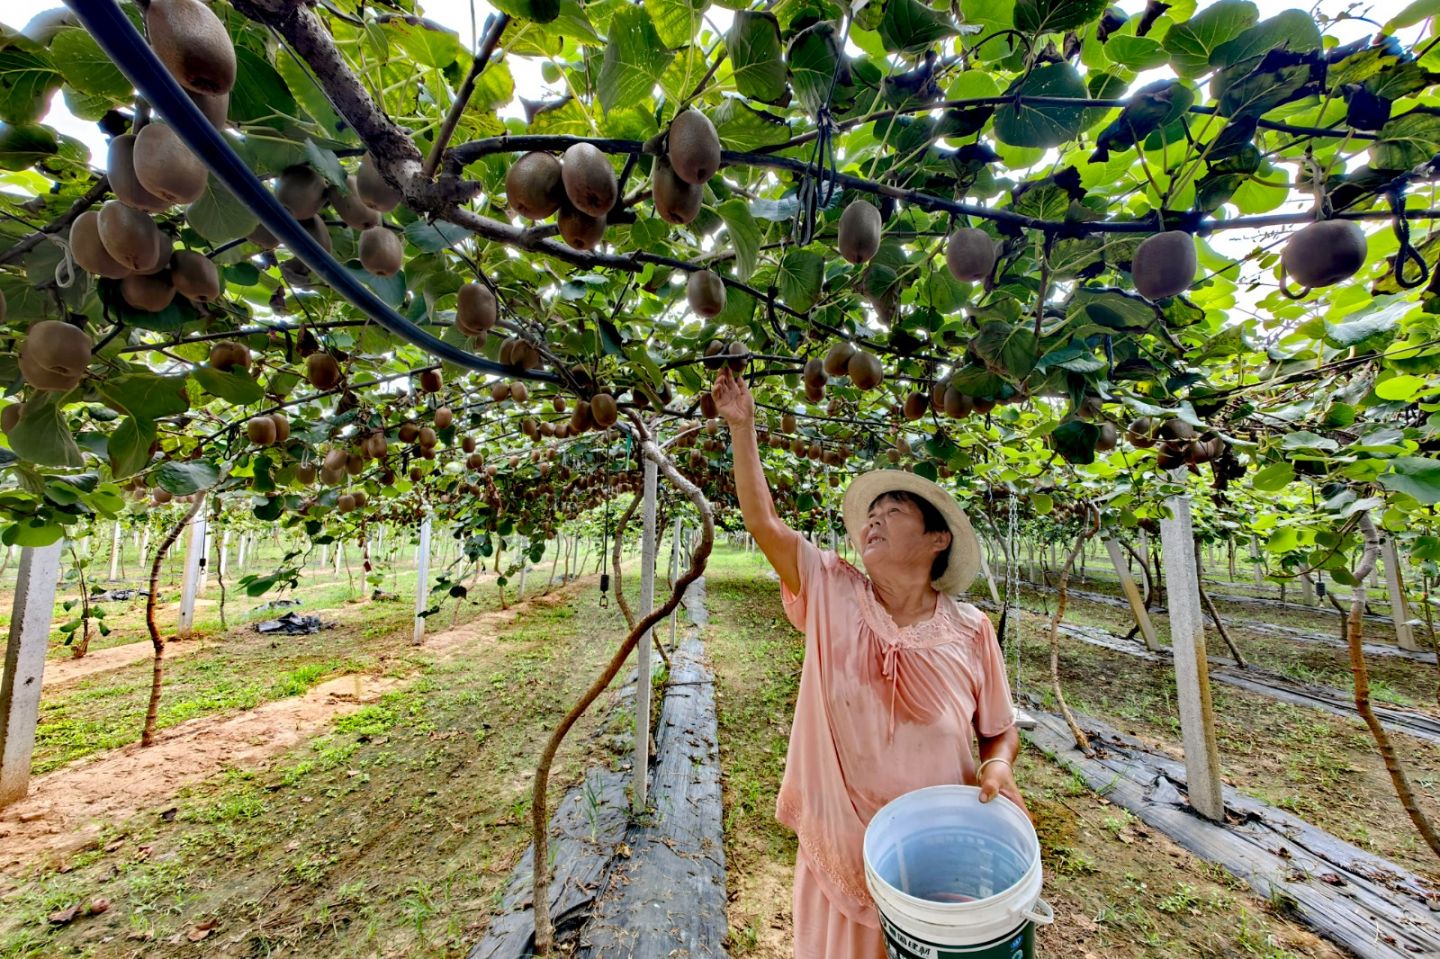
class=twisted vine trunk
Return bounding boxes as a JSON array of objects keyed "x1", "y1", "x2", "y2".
[
  {"x1": 1351, "y1": 514, "x2": 1440, "y2": 860},
  {"x1": 70, "y1": 546, "x2": 93, "y2": 659},
  {"x1": 142, "y1": 497, "x2": 205, "y2": 748},
  {"x1": 1051, "y1": 510, "x2": 1097, "y2": 755},
  {"x1": 530, "y1": 422, "x2": 714, "y2": 955}
]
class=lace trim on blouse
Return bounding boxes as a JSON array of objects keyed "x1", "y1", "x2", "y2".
[{"x1": 856, "y1": 579, "x2": 965, "y2": 742}]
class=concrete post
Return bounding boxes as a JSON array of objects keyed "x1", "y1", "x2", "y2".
[
  {"x1": 1382, "y1": 537, "x2": 1421, "y2": 652},
  {"x1": 669, "y1": 516, "x2": 682, "y2": 649},
  {"x1": 218, "y1": 529, "x2": 230, "y2": 578},
  {"x1": 197, "y1": 522, "x2": 210, "y2": 592},
  {"x1": 1105, "y1": 539, "x2": 1159, "y2": 651},
  {"x1": 413, "y1": 517, "x2": 432, "y2": 645},
  {"x1": 0, "y1": 543, "x2": 63, "y2": 808},
  {"x1": 1301, "y1": 571, "x2": 1316, "y2": 606},
  {"x1": 976, "y1": 544, "x2": 1002, "y2": 605},
  {"x1": 634, "y1": 458, "x2": 657, "y2": 813},
  {"x1": 109, "y1": 521, "x2": 122, "y2": 581},
  {"x1": 178, "y1": 505, "x2": 207, "y2": 639},
  {"x1": 1250, "y1": 534, "x2": 1264, "y2": 588},
  {"x1": 1159, "y1": 476, "x2": 1224, "y2": 821},
  {"x1": 516, "y1": 537, "x2": 528, "y2": 600}
]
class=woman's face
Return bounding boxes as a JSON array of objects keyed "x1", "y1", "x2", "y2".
[{"x1": 860, "y1": 495, "x2": 948, "y2": 573}]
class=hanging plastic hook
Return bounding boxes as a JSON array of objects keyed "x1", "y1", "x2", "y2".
[{"x1": 1389, "y1": 192, "x2": 1430, "y2": 290}]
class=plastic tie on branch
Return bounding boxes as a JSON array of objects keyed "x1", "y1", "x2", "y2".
[
  {"x1": 63, "y1": 0, "x2": 559, "y2": 383},
  {"x1": 1389, "y1": 189, "x2": 1431, "y2": 290},
  {"x1": 46, "y1": 234, "x2": 76, "y2": 289}
]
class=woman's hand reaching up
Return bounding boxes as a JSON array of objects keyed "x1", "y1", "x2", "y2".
[{"x1": 712, "y1": 366, "x2": 755, "y2": 431}]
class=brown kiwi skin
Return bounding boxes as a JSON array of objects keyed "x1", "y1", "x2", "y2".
[
  {"x1": 1131, "y1": 230, "x2": 1196, "y2": 300},
  {"x1": 146, "y1": 0, "x2": 237, "y2": 96},
  {"x1": 276, "y1": 165, "x2": 327, "y2": 219},
  {"x1": 456, "y1": 282, "x2": 496, "y2": 336},
  {"x1": 20, "y1": 320, "x2": 91, "y2": 391},
  {"x1": 170, "y1": 250, "x2": 222, "y2": 302},
  {"x1": 837, "y1": 200, "x2": 882, "y2": 264},
  {"x1": 653, "y1": 157, "x2": 702, "y2": 225},
  {"x1": 246, "y1": 415, "x2": 277, "y2": 445},
  {"x1": 590, "y1": 393, "x2": 619, "y2": 428},
  {"x1": 356, "y1": 153, "x2": 403, "y2": 212},
  {"x1": 97, "y1": 200, "x2": 164, "y2": 273},
  {"x1": 306, "y1": 352, "x2": 342, "y2": 390},
  {"x1": 561, "y1": 143, "x2": 617, "y2": 217},
  {"x1": 132, "y1": 122, "x2": 208, "y2": 205},
  {"x1": 120, "y1": 271, "x2": 177, "y2": 312},
  {"x1": 686, "y1": 270, "x2": 726, "y2": 317},
  {"x1": 208, "y1": 340, "x2": 250, "y2": 373},
  {"x1": 189, "y1": 89, "x2": 229, "y2": 129},
  {"x1": 557, "y1": 203, "x2": 606, "y2": 251},
  {"x1": 667, "y1": 110, "x2": 721, "y2": 185},
  {"x1": 328, "y1": 176, "x2": 380, "y2": 230},
  {"x1": 847, "y1": 351, "x2": 883, "y2": 390},
  {"x1": 506, "y1": 152, "x2": 564, "y2": 220},
  {"x1": 1282, "y1": 220, "x2": 1367, "y2": 289},
  {"x1": 359, "y1": 226, "x2": 404, "y2": 277},
  {"x1": 946, "y1": 228, "x2": 996, "y2": 282},
  {"x1": 823, "y1": 342, "x2": 856, "y2": 377},
  {"x1": 109, "y1": 135, "x2": 168, "y2": 213},
  {"x1": 71, "y1": 211, "x2": 132, "y2": 279}
]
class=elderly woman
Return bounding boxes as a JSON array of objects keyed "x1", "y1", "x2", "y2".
[{"x1": 712, "y1": 366, "x2": 1024, "y2": 959}]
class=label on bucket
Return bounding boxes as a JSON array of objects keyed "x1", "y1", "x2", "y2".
[{"x1": 879, "y1": 911, "x2": 1033, "y2": 959}]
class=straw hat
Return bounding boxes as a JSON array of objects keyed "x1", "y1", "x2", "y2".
[{"x1": 842, "y1": 469, "x2": 982, "y2": 596}]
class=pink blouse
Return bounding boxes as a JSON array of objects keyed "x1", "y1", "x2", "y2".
[{"x1": 775, "y1": 536, "x2": 1017, "y2": 929}]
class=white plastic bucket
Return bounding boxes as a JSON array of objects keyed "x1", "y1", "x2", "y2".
[{"x1": 863, "y1": 785, "x2": 1053, "y2": 959}]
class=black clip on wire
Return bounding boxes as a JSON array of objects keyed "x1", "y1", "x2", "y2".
[{"x1": 1389, "y1": 191, "x2": 1430, "y2": 290}]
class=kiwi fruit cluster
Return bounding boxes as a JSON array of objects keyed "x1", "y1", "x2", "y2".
[{"x1": 504, "y1": 145, "x2": 616, "y2": 251}]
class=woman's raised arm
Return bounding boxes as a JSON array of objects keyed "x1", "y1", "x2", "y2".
[{"x1": 712, "y1": 367, "x2": 803, "y2": 594}]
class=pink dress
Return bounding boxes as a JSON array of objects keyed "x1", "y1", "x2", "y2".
[{"x1": 777, "y1": 537, "x2": 1017, "y2": 959}]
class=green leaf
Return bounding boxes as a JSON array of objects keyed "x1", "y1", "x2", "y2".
[
  {"x1": 0, "y1": 42, "x2": 61, "y2": 123},
  {"x1": 728, "y1": 12, "x2": 786, "y2": 103},
  {"x1": 971, "y1": 321, "x2": 1039, "y2": 379},
  {"x1": 789, "y1": 21, "x2": 845, "y2": 116},
  {"x1": 192, "y1": 367, "x2": 266, "y2": 405},
  {"x1": 1266, "y1": 528, "x2": 1299, "y2": 553},
  {"x1": 597, "y1": 7, "x2": 674, "y2": 114},
  {"x1": 8, "y1": 393, "x2": 82, "y2": 468},
  {"x1": 384, "y1": 18, "x2": 462, "y2": 68},
  {"x1": 404, "y1": 218, "x2": 472, "y2": 254},
  {"x1": 156, "y1": 460, "x2": 220, "y2": 496},
  {"x1": 1384, "y1": 0, "x2": 1440, "y2": 33},
  {"x1": 50, "y1": 28, "x2": 130, "y2": 101},
  {"x1": 1375, "y1": 374, "x2": 1432, "y2": 402},
  {"x1": 108, "y1": 416, "x2": 153, "y2": 478},
  {"x1": 97, "y1": 373, "x2": 190, "y2": 420},
  {"x1": 1036, "y1": 345, "x2": 1104, "y2": 373},
  {"x1": 1324, "y1": 311, "x2": 1400, "y2": 349},
  {"x1": 643, "y1": 0, "x2": 704, "y2": 49},
  {"x1": 1162, "y1": 0, "x2": 1259, "y2": 78},
  {"x1": 187, "y1": 176, "x2": 259, "y2": 244},
  {"x1": 994, "y1": 62, "x2": 1087, "y2": 148},
  {"x1": 1372, "y1": 112, "x2": 1440, "y2": 170},
  {"x1": 1379, "y1": 457, "x2": 1440, "y2": 504},
  {"x1": 1051, "y1": 420, "x2": 1100, "y2": 465},
  {"x1": 717, "y1": 200, "x2": 760, "y2": 283},
  {"x1": 1013, "y1": 0, "x2": 1107, "y2": 34},
  {"x1": 778, "y1": 250, "x2": 824, "y2": 312},
  {"x1": 0, "y1": 121, "x2": 59, "y2": 169},
  {"x1": 711, "y1": 98, "x2": 790, "y2": 151},
  {"x1": 1252, "y1": 461, "x2": 1294, "y2": 492},
  {"x1": 228, "y1": 45, "x2": 297, "y2": 125},
  {"x1": 879, "y1": 0, "x2": 958, "y2": 54},
  {"x1": 3, "y1": 520, "x2": 64, "y2": 548},
  {"x1": 1210, "y1": 10, "x2": 1320, "y2": 69}
]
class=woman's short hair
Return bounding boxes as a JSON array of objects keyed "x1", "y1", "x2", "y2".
[{"x1": 869, "y1": 490, "x2": 952, "y2": 582}]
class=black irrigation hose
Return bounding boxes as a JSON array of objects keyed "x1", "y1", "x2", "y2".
[{"x1": 66, "y1": 0, "x2": 558, "y2": 384}]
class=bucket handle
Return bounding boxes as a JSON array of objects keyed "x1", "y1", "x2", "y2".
[{"x1": 1023, "y1": 898, "x2": 1054, "y2": 926}]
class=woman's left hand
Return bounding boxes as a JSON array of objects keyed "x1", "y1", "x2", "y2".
[{"x1": 979, "y1": 763, "x2": 1028, "y2": 818}]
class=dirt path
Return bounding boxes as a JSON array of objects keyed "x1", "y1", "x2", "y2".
[
  {"x1": 0, "y1": 584, "x2": 581, "y2": 880},
  {"x1": 42, "y1": 637, "x2": 208, "y2": 688}
]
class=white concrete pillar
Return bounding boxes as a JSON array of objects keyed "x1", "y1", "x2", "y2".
[
  {"x1": 634, "y1": 458, "x2": 657, "y2": 813},
  {"x1": 1301, "y1": 571, "x2": 1316, "y2": 606},
  {"x1": 413, "y1": 517, "x2": 432, "y2": 645},
  {"x1": 516, "y1": 537, "x2": 528, "y2": 599},
  {"x1": 178, "y1": 505, "x2": 208, "y2": 638},
  {"x1": 1250, "y1": 534, "x2": 1264, "y2": 588},
  {"x1": 1105, "y1": 539, "x2": 1158, "y2": 651},
  {"x1": 0, "y1": 543, "x2": 63, "y2": 808},
  {"x1": 1159, "y1": 476, "x2": 1224, "y2": 821},
  {"x1": 218, "y1": 529, "x2": 230, "y2": 578},
  {"x1": 1382, "y1": 537, "x2": 1421, "y2": 652},
  {"x1": 108, "y1": 521, "x2": 122, "y2": 581},
  {"x1": 976, "y1": 543, "x2": 1002, "y2": 605},
  {"x1": 197, "y1": 522, "x2": 210, "y2": 592}
]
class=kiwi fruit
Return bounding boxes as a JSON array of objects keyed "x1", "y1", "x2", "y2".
[
  {"x1": 847, "y1": 351, "x2": 883, "y2": 390},
  {"x1": 170, "y1": 250, "x2": 222, "y2": 302},
  {"x1": 803, "y1": 358, "x2": 827, "y2": 390},
  {"x1": 490, "y1": 381, "x2": 510, "y2": 402},
  {"x1": 97, "y1": 200, "x2": 163, "y2": 273},
  {"x1": 1131, "y1": 230, "x2": 1196, "y2": 300},
  {"x1": 189, "y1": 89, "x2": 229, "y2": 129},
  {"x1": 276, "y1": 165, "x2": 326, "y2": 219},
  {"x1": 780, "y1": 412, "x2": 797, "y2": 433},
  {"x1": 837, "y1": 199, "x2": 882, "y2": 264},
  {"x1": 270, "y1": 412, "x2": 290, "y2": 442},
  {"x1": 591, "y1": 393, "x2": 618, "y2": 428},
  {"x1": 726, "y1": 341, "x2": 747, "y2": 372},
  {"x1": 146, "y1": 0, "x2": 236, "y2": 95},
  {"x1": 570, "y1": 400, "x2": 593, "y2": 433},
  {"x1": 208, "y1": 340, "x2": 249, "y2": 373},
  {"x1": 456, "y1": 282, "x2": 496, "y2": 336},
  {"x1": 359, "y1": 226, "x2": 403, "y2": 277},
  {"x1": 71, "y1": 211, "x2": 132, "y2": 279},
  {"x1": 419, "y1": 369, "x2": 442, "y2": 393},
  {"x1": 328, "y1": 175, "x2": 381, "y2": 230},
  {"x1": 345, "y1": 452, "x2": 365, "y2": 475},
  {"x1": 320, "y1": 465, "x2": 344, "y2": 485},
  {"x1": 1077, "y1": 395, "x2": 1104, "y2": 420},
  {"x1": 246, "y1": 415, "x2": 277, "y2": 445},
  {"x1": 1156, "y1": 418, "x2": 1195, "y2": 442},
  {"x1": 699, "y1": 392, "x2": 718, "y2": 418},
  {"x1": 248, "y1": 221, "x2": 279, "y2": 250},
  {"x1": 1126, "y1": 417, "x2": 1156, "y2": 448},
  {"x1": 943, "y1": 386, "x2": 974, "y2": 419},
  {"x1": 306, "y1": 352, "x2": 342, "y2": 390},
  {"x1": 300, "y1": 214, "x2": 333, "y2": 253},
  {"x1": 324, "y1": 448, "x2": 348, "y2": 473},
  {"x1": 510, "y1": 381, "x2": 529, "y2": 402},
  {"x1": 352, "y1": 490, "x2": 368, "y2": 508},
  {"x1": 653, "y1": 156, "x2": 702, "y2": 225},
  {"x1": 19, "y1": 320, "x2": 91, "y2": 391},
  {"x1": 108, "y1": 135, "x2": 167, "y2": 213},
  {"x1": 557, "y1": 204, "x2": 606, "y2": 251},
  {"x1": 337, "y1": 493, "x2": 356, "y2": 513},
  {"x1": 667, "y1": 110, "x2": 720, "y2": 185},
  {"x1": 1095, "y1": 422, "x2": 1118, "y2": 452},
  {"x1": 295, "y1": 463, "x2": 317, "y2": 485},
  {"x1": 133, "y1": 122, "x2": 208, "y2": 205},
  {"x1": 121, "y1": 271, "x2": 176, "y2": 312},
  {"x1": 356, "y1": 152, "x2": 402, "y2": 212},
  {"x1": 561, "y1": 143, "x2": 617, "y2": 217},
  {"x1": 506, "y1": 152, "x2": 564, "y2": 220},
  {"x1": 153, "y1": 488, "x2": 174, "y2": 504},
  {"x1": 903, "y1": 392, "x2": 928, "y2": 421},
  {"x1": 398, "y1": 422, "x2": 419, "y2": 443},
  {"x1": 702, "y1": 339, "x2": 726, "y2": 370},
  {"x1": 823, "y1": 342, "x2": 856, "y2": 377},
  {"x1": 1282, "y1": 220, "x2": 1367, "y2": 288},
  {"x1": 946, "y1": 228, "x2": 996, "y2": 282},
  {"x1": 1156, "y1": 443, "x2": 1189, "y2": 470},
  {"x1": 687, "y1": 270, "x2": 726, "y2": 317},
  {"x1": 973, "y1": 396, "x2": 996, "y2": 415},
  {"x1": 434, "y1": 406, "x2": 454, "y2": 429},
  {"x1": 363, "y1": 432, "x2": 388, "y2": 459}
]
